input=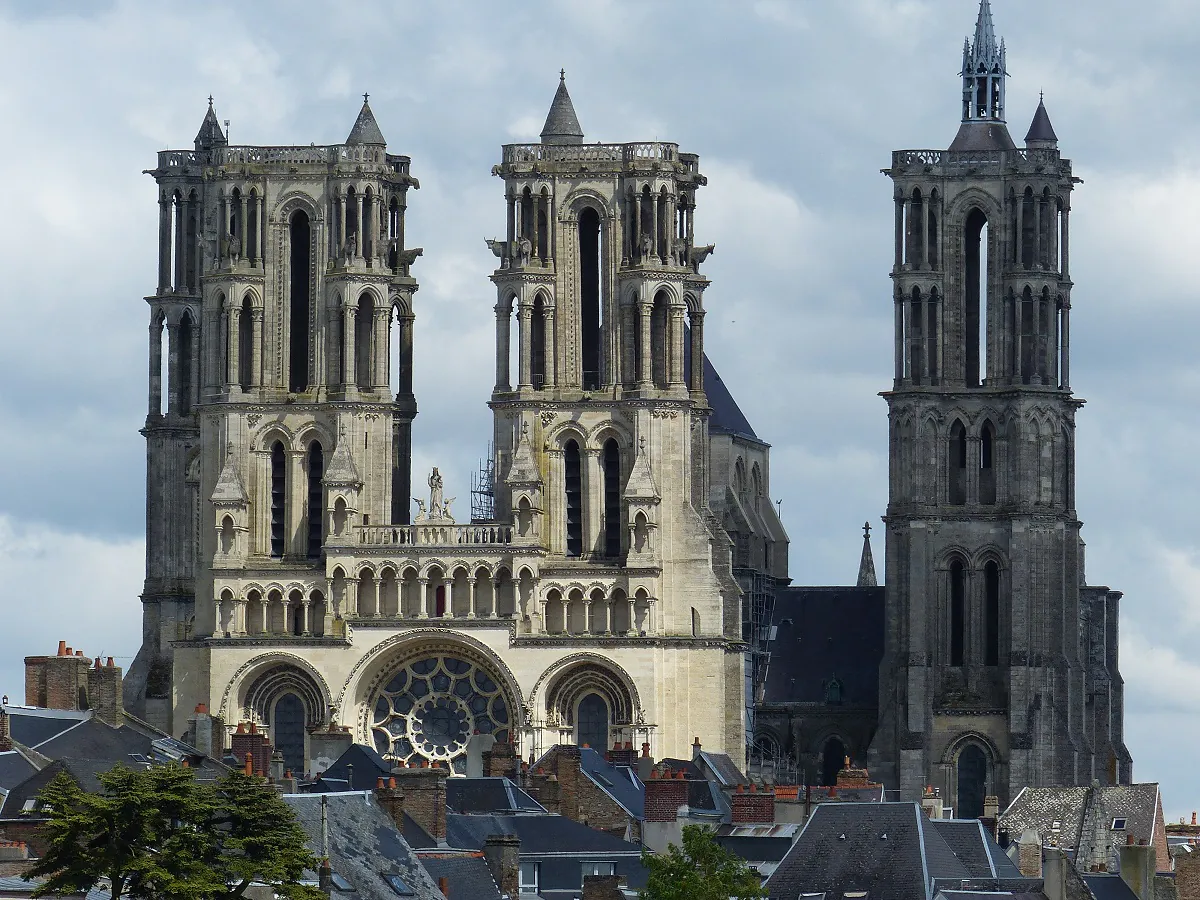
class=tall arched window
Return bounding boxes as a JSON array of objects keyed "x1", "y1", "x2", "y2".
[
  {"x1": 247, "y1": 188, "x2": 259, "y2": 262},
  {"x1": 356, "y1": 293, "x2": 374, "y2": 390},
  {"x1": 980, "y1": 421, "x2": 996, "y2": 505},
  {"x1": 964, "y1": 208, "x2": 988, "y2": 386},
  {"x1": 909, "y1": 287, "x2": 924, "y2": 384},
  {"x1": 957, "y1": 744, "x2": 988, "y2": 819},
  {"x1": 1020, "y1": 286, "x2": 1035, "y2": 383},
  {"x1": 238, "y1": 295, "x2": 253, "y2": 391},
  {"x1": 984, "y1": 561, "x2": 1000, "y2": 666},
  {"x1": 577, "y1": 693, "x2": 609, "y2": 751},
  {"x1": 651, "y1": 290, "x2": 669, "y2": 389},
  {"x1": 537, "y1": 188, "x2": 549, "y2": 264},
  {"x1": 926, "y1": 288, "x2": 940, "y2": 384},
  {"x1": 1021, "y1": 187, "x2": 1036, "y2": 270},
  {"x1": 578, "y1": 208, "x2": 602, "y2": 390},
  {"x1": 927, "y1": 189, "x2": 940, "y2": 269},
  {"x1": 907, "y1": 188, "x2": 924, "y2": 268},
  {"x1": 564, "y1": 440, "x2": 583, "y2": 557},
  {"x1": 270, "y1": 442, "x2": 286, "y2": 557},
  {"x1": 821, "y1": 736, "x2": 845, "y2": 787},
  {"x1": 307, "y1": 442, "x2": 324, "y2": 559},
  {"x1": 531, "y1": 294, "x2": 546, "y2": 388},
  {"x1": 603, "y1": 439, "x2": 621, "y2": 558},
  {"x1": 949, "y1": 420, "x2": 967, "y2": 506},
  {"x1": 177, "y1": 311, "x2": 193, "y2": 415},
  {"x1": 273, "y1": 693, "x2": 306, "y2": 776},
  {"x1": 950, "y1": 558, "x2": 966, "y2": 666},
  {"x1": 288, "y1": 211, "x2": 312, "y2": 391}
]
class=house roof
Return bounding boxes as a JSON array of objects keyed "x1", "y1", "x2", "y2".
[
  {"x1": 578, "y1": 748, "x2": 644, "y2": 819},
  {"x1": 284, "y1": 792, "x2": 443, "y2": 900},
  {"x1": 416, "y1": 852, "x2": 502, "y2": 900},
  {"x1": 0, "y1": 752, "x2": 36, "y2": 793},
  {"x1": 948, "y1": 121, "x2": 1016, "y2": 152},
  {"x1": 309, "y1": 743, "x2": 391, "y2": 792},
  {"x1": 999, "y1": 784, "x2": 1161, "y2": 853},
  {"x1": 1081, "y1": 874, "x2": 1140, "y2": 900},
  {"x1": 930, "y1": 820, "x2": 1021, "y2": 879},
  {"x1": 3, "y1": 706, "x2": 89, "y2": 749},
  {"x1": 445, "y1": 777, "x2": 545, "y2": 815},
  {"x1": 446, "y1": 812, "x2": 642, "y2": 856},
  {"x1": 762, "y1": 586, "x2": 885, "y2": 707}
]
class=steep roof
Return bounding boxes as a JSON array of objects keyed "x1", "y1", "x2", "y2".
[
  {"x1": 345, "y1": 97, "x2": 386, "y2": 146},
  {"x1": 416, "y1": 852, "x2": 501, "y2": 900},
  {"x1": 857, "y1": 524, "x2": 878, "y2": 588},
  {"x1": 540, "y1": 72, "x2": 584, "y2": 145},
  {"x1": 948, "y1": 121, "x2": 1016, "y2": 152},
  {"x1": 445, "y1": 777, "x2": 545, "y2": 815},
  {"x1": 1025, "y1": 98, "x2": 1059, "y2": 144},
  {"x1": 194, "y1": 97, "x2": 226, "y2": 149}
]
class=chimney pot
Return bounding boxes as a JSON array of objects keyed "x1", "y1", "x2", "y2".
[
  {"x1": 195, "y1": 703, "x2": 207, "y2": 714},
  {"x1": 235, "y1": 722, "x2": 246, "y2": 734},
  {"x1": 249, "y1": 722, "x2": 258, "y2": 734},
  {"x1": 438, "y1": 876, "x2": 449, "y2": 897},
  {"x1": 244, "y1": 753, "x2": 253, "y2": 777},
  {"x1": 749, "y1": 782, "x2": 757, "y2": 793},
  {"x1": 57, "y1": 640, "x2": 67, "y2": 656},
  {"x1": 377, "y1": 777, "x2": 386, "y2": 789},
  {"x1": 75, "y1": 650, "x2": 84, "y2": 657},
  {"x1": 1193, "y1": 812, "x2": 1197, "y2": 826},
  {"x1": 736, "y1": 783, "x2": 744, "y2": 794},
  {"x1": 641, "y1": 742, "x2": 650, "y2": 757},
  {"x1": 389, "y1": 776, "x2": 397, "y2": 789},
  {"x1": 106, "y1": 657, "x2": 115, "y2": 668}
]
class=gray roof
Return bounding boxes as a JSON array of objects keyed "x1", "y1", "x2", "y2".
[
  {"x1": 284, "y1": 792, "x2": 443, "y2": 900},
  {"x1": 346, "y1": 99, "x2": 386, "y2": 145},
  {"x1": 697, "y1": 750, "x2": 747, "y2": 787},
  {"x1": 0, "y1": 752, "x2": 36, "y2": 793},
  {"x1": 931, "y1": 820, "x2": 1021, "y2": 879},
  {"x1": 416, "y1": 853, "x2": 501, "y2": 900},
  {"x1": 194, "y1": 99, "x2": 226, "y2": 148},
  {"x1": 540, "y1": 73, "x2": 584, "y2": 145},
  {"x1": 1082, "y1": 874, "x2": 1140, "y2": 900},
  {"x1": 948, "y1": 121, "x2": 1017, "y2": 152},
  {"x1": 445, "y1": 777, "x2": 545, "y2": 815},
  {"x1": 3, "y1": 706, "x2": 88, "y2": 749},
  {"x1": 1025, "y1": 99, "x2": 1058, "y2": 144},
  {"x1": 999, "y1": 785, "x2": 1160, "y2": 850},
  {"x1": 578, "y1": 747, "x2": 644, "y2": 819}
]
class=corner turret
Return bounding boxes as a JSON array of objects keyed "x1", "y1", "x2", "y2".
[
  {"x1": 1025, "y1": 95, "x2": 1059, "y2": 149},
  {"x1": 346, "y1": 94, "x2": 386, "y2": 146},
  {"x1": 540, "y1": 71, "x2": 584, "y2": 145},
  {"x1": 194, "y1": 97, "x2": 227, "y2": 153}
]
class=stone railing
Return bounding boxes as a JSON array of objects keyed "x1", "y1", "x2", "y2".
[
  {"x1": 501, "y1": 141, "x2": 680, "y2": 166},
  {"x1": 156, "y1": 145, "x2": 409, "y2": 172},
  {"x1": 354, "y1": 523, "x2": 514, "y2": 547},
  {"x1": 891, "y1": 147, "x2": 1064, "y2": 174}
]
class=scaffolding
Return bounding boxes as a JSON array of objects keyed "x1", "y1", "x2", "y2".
[{"x1": 471, "y1": 443, "x2": 496, "y2": 522}]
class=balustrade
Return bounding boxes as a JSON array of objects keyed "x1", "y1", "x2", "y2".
[{"x1": 354, "y1": 523, "x2": 513, "y2": 547}]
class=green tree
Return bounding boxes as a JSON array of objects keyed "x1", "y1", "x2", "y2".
[
  {"x1": 27, "y1": 765, "x2": 323, "y2": 900},
  {"x1": 640, "y1": 824, "x2": 765, "y2": 900}
]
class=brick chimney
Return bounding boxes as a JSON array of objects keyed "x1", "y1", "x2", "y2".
[
  {"x1": 0, "y1": 841, "x2": 29, "y2": 862},
  {"x1": 920, "y1": 785, "x2": 944, "y2": 820},
  {"x1": 731, "y1": 783, "x2": 776, "y2": 824},
  {"x1": 230, "y1": 722, "x2": 272, "y2": 777},
  {"x1": 636, "y1": 742, "x2": 654, "y2": 783},
  {"x1": 25, "y1": 641, "x2": 90, "y2": 711},
  {"x1": 1016, "y1": 827, "x2": 1043, "y2": 878},
  {"x1": 376, "y1": 776, "x2": 405, "y2": 830},
  {"x1": 1174, "y1": 844, "x2": 1200, "y2": 900},
  {"x1": 0, "y1": 707, "x2": 11, "y2": 753},
  {"x1": 644, "y1": 767, "x2": 690, "y2": 823},
  {"x1": 483, "y1": 738, "x2": 518, "y2": 779},
  {"x1": 525, "y1": 767, "x2": 562, "y2": 814},
  {"x1": 483, "y1": 833, "x2": 520, "y2": 900},
  {"x1": 394, "y1": 764, "x2": 448, "y2": 842},
  {"x1": 86, "y1": 657, "x2": 124, "y2": 728},
  {"x1": 607, "y1": 740, "x2": 637, "y2": 768},
  {"x1": 554, "y1": 745, "x2": 582, "y2": 821},
  {"x1": 583, "y1": 874, "x2": 626, "y2": 899}
]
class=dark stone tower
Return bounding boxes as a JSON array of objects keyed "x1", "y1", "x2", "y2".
[{"x1": 869, "y1": 0, "x2": 1131, "y2": 814}]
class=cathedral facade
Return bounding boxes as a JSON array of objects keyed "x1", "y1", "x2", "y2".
[{"x1": 125, "y1": 78, "x2": 788, "y2": 775}]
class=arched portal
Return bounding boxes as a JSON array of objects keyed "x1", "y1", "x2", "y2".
[
  {"x1": 273, "y1": 693, "x2": 306, "y2": 776},
  {"x1": 576, "y1": 693, "x2": 610, "y2": 751},
  {"x1": 957, "y1": 744, "x2": 988, "y2": 818},
  {"x1": 821, "y1": 736, "x2": 845, "y2": 787}
]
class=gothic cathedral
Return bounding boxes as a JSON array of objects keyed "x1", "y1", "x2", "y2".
[
  {"x1": 126, "y1": 78, "x2": 790, "y2": 775},
  {"x1": 868, "y1": 1, "x2": 1130, "y2": 807}
]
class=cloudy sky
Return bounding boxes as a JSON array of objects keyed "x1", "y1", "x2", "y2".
[{"x1": 1, "y1": 0, "x2": 1198, "y2": 814}]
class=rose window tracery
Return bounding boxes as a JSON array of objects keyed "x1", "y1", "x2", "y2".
[{"x1": 371, "y1": 653, "x2": 511, "y2": 772}]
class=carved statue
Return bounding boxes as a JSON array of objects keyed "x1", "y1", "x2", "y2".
[
  {"x1": 639, "y1": 233, "x2": 654, "y2": 262},
  {"x1": 687, "y1": 243, "x2": 716, "y2": 272},
  {"x1": 442, "y1": 496, "x2": 455, "y2": 520},
  {"x1": 342, "y1": 232, "x2": 358, "y2": 263},
  {"x1": 428, "y1": 468, "x2": 444, "y2": 516},
  {"x1": 413, "y1": 497, "x2": 427, "y2": 519},
  {"x1": 485, "y1": 238, "x2": 507, "y2": 259},
  {"x1": 515, "y1": 237, "x2": 532, "y2": 267},
  {"x1": 229, "y1": 233, "x2": 242, "y2": 263}
]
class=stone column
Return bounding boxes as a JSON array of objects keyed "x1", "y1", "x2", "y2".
[
  {"x1": 1060, "y1": 300, "x2": 1071, "y2": 390},
  {"x1": 689, "y1": 309, "x2": 705, "y2": 393},
  {"x1": 626, "y1": 596, "x2": 635, "y2": 636},
  {"x1": 374, "y1": 304, "x2": 390, "y2": 390},
  {"x1": 260, "y1": 601, "x2": 269, "y2": 635},
  {"x1": 669, "y1": 307, "x2": 686, "y2": 386},
  {"x1": 362, "y1": 192, "x2": 373, "y2": 262},
  {"x1": 1016, "y1": 196, "x2": 1024, "y2": 268},
  {"x1": 250, "y1": 308, "x2": 263, "y2": 388},
  {"x1": 921, "y1": 197, "x2": 930, "y2": 270},
  {"x1": 467, "y1": 577, "x2": 477, "y2": 618},
  {"x1": 894, "y1": 195, "x2": 904, "y2": 269},
  {"x1": 166, "y1": 321, "x2": 179, "y2": 414},
  {"x1": 517, "y1": 301, "x2": 533, "y2": 388},
  {"x1": 495, "y1": 302, "x2": 511, "y2": 390},
  {"x1": 300, "y1": 601, "x2": 310, "y2": 636},
  {"x1": 239, "y1": 194, "x2": 248, "y2": 261},
  {"x1": 346, "y1": 578, "x2": 359, "y2": 617},
  {"x1": 1030, "y1": 296, "x2": 1042, "y2": 385},
  {"x1": 344, "y1": 304, "x2": 357, "y2": 392},
  {"x1": 586, "y1": 448, "x2": 603, "y2": 556},
  {"x1": 637, "y1": 300, "x2": 652, "y2": 389},
  {"x1": 289, "y1": 450, "x2": 307, "y2": 557},
  {"x1": 622, "y1": 303, "x2": 636, "y2": 388},
  {"x1": 1061, "y1": 207, "x2": 1071, "y2": 280},
  {"x1": 543, "y1": 306, "x2": 556, "y2": 388},
  {"x1": 417, "y1": 578, "x2": 429, "y2": 618},
  {"x1": 255, "y1": 194, "x2": 265, "y2": 267},
  {"x1": 442, "y1": 578, "x2": 453, "y2": 618},
  {"x1": 148, "y1": 321, "x2": 163, "y2": 417},
  {"x1": 227, "y1": 304, "x2": 241, "y2": 389},
  {"x1": 506, "y1": 193, "x2": 515, "y2": 246}
]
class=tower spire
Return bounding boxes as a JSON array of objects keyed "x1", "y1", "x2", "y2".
[
  {"x1": 857, "y1": 521, "x2": 877, "y2": 588},
  {"x1": 960, "y1": 0, "x2": 1007, "y2": 124},
  {"x1": 540, "y1": 71, "x2": 584, "y2": 145}
]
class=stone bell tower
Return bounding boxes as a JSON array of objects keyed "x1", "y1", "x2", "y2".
[{"x1": 869, "y1": 0, "x2": 1130, "y2": 814}]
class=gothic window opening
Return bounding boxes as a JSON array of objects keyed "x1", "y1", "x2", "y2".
[
  {"x1": 907, "y1": 188, "x2": 924, "y2": 269},
  {"x1": 288, "y1": 210, "x2": 311, "y2": 392},
  {"x1": 238, "y1": 295, "x2": 253, "y2": 391},
  {"x1": 579, "y1": 208, "x2": 602, "y2": 390},
  {"x1": 577, "y1": 693, "x2": 609, "y2": 751},
  {"x1": 564, "y1": 439, "x2": 583, "y2": 557},
  {"x1": 531, "y1": 294, "x2": 547, "y2": 388},
  {"x1": 344, "y1": 186, "x2": 358, "y2": 250},
  {"x1": 307, "y1": 442, "x2": 324, "y2": 559},
  {"x1": 657, "y1": 187, "x2": 670, "y2": 263},
  {"x1": 651, "y1": 290, "x2": 669, "y2": 389},
  {"x1": 1039, "y1": 188, "x2": 1054, "y2": 270},
  {"x1": 1020, "y1": 287, "x2": 1035, "y2": 383},
  {"x1": 247, "y1": 189, "x2": 259, "y2": 263},
  {"x1": 229, "y1": 188, "x2": 242, "y2": 249},
  {"x1": 1039, "y1": 287, "x2": 1052, "y2": 384},
  {"x1": 1021, "y1": 187, "x2": 1036, "y2": 270},
  {"x1": 928, "y1": 190, "x2": 940, "y2": 268},
  {"x1": 639, "y1": 185, "x2": 653, "y2": 253},
  {"x1": 270, "y1": 441, "x2": 286, "y2": 558},
  {"x1": 1060, "y1": 424, "x2": 1073, "y2": 508},
  {"x1": 185, "y1": 191, "x2": 199, "y2": 291},
  {"x1": 926, "y1": 288, "x2": 939, "y2": 384},
  {"x1": 950, "y1": 558, "x2": 966, "y2": 666},
  {"x1": 985, "y1": 561, "x2": 1000, "y2": 665},
  {"x1": 356, "y1": 293, "x2": 374, "y2": 390},
  {"x1": 520, "y1": 187, "x2": 534, "y2": 246},
  {"x1": 957, "y1": 744, "x2": 988, "y2": 819},
  {"x1": 361, "y1": 187, "x2": 373, "y2": 259},
  {"x1": 177, "y1": 311, "x2": 193, "y2": 415},
  {"x1": 603, "y1": 439, "x2": 621, "y2": 558},
  {"x1": 821, "y1": 736, "x2": 845, "y2": 787},
  {"x1": 909, "y1": 287, "x2": 924, "y2": 384},
  {"x1": 980, "y1": 421, "x2": 996, "y2": 505},
  {"x1": 537, "y1": 188, "x2": 549, "y2": 263},
  {"x1": 155, "y1": 314, "x2": 168, "y2": 416},
  {"x1": 949, "y1": 420, "x2": 967, "y2": 506},
  {"x1": 964, "y1": 208, "x2": 988, "y2": 387},
  {"x1": 272, "y1": 693, "x2": 306, "y2": 776}
]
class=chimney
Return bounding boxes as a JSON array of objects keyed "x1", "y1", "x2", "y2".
[
  {"x1": 692, "y1": 736, "x2": 702, "y2": 761},
  {"x1": 1017, "y1": 828, "x2": 1043, "y2": 878},
  {"x1": 1119, "y1": 842, "x2": 1156, "y2": 900},
  {"x1": 1043, "y1": 847, "x2": 1070, "y2": 900},
  {"x1": 608, "y1": 740, "x2": 637, "y2": 768},
  {"x1": 483, "y1": 738, "x2": 518, "y2": 779},
  {"x1": 0, "y1": 841, "x2": 29, "y2": 862},
  {"x1": 438, "y1": 876, "x2": 449, "y2": 897},
  {"x1": 376, "y1": 776, "x2": 406, "y2": 831},
  {"x1": 188, "y1": 704, "x2": 213, "y2": 758},
  {"x1": 318, "y1": 857, "x2": 332, "y2": 895},
  {"x1": 920, "y1": 785, "x2": 944, "y2": 820},
  {"x1": 644, "y1": 767, "x2": 690, "y2": 823},
  {"x1": 636, "y1": 742, "x2": 654, "y2": 783},
  {"x1": 582, "y1": 874, "x2": 626, "y2": 900},
  {"x1": 555, "y1": 745, "x2": 583, "y2": 822},
  {"x1": 1175, "y1": 844, "x2": 1200, "y2": 900},
  {"x1": 483, "y1": 833, "x2": 520, "y2": 900},
  {"x1": 230, "y1": 723, "x2": 273, "y2": 776},
  {"x1": 0, "y1": 707, "x2": 10, "y2": 753},
  {"x1": 86, "y1": 657, "x2": 124, "y2": 728},
  {"x1": 731, "y1": 782, "x2": 776, "y2": 824},
  {"x1": 393, "y1": 765, "x2": 449, "y2": 842},
  {"x1": 26, "y1": 641, "x2": 90, "y2": 711}
]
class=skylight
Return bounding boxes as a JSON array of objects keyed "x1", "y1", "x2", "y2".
[{"x1": 383, "y1": 873, "x2": 415, "y2": 896}]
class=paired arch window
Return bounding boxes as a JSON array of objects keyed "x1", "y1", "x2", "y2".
[
  {"x1": 964, "y1": 208, "x2": 988, "y2": 387},
  {"x1": 564, "y1": 440, "x2": 583, "y2": 557},
  {"x1": 306, "y1": 442, "x2": 324, "y2": 558},
  {"x1": 288, "y1": 211, "x2": 312, "y2": 391},
  {"x1": 270, "y1": 442, "x2": 286, "y2": 557},
  {"x1": 947, "y1": 556, "x2": 1003, "y2": 667}
]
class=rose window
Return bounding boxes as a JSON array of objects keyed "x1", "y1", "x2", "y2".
[{"x1": 371, "y1": 653, "x2": 511, "y2": 772}]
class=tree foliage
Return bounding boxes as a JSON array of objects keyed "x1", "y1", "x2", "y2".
[
  {"x1": 640, "y1": 823, "x2": 765, "y2": 900},
  {"x1": 27, "y1": 765, "x2": 323, "y2": 900}
]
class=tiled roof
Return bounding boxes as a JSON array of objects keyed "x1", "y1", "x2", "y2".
[
  {"x1": 3, "y1": 706, "x2": 88, "y2": 749},
  {"x1": 416, "y1": 852, "x2": 502, "y2": 900},
  {"x1": 578, "y1": 748, "x2": 644, "y2": 819},
  {"x1": 345, "y1": 99, "x2": 386, "y2": 145},
  {"x1": 445, "y1": 777, "x2": 545, "y2": 814},
  {"x1": 0, "y1": 752, "x2": 36, "y2": 793}
]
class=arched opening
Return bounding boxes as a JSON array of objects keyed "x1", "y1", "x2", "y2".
[
  {"x1": 907, "y1": 188, "x2": 924, "y2": 269},
  {"x1": 651, "y1": 290, "x2": 669, "y2": 389},
  {"x1": 564, "y1": 439, "x2": 583, "y2": 557},
  {"x1": 288, "y1": 211, "x2": 312, "y2": 391},
  {"x1": 1039, "y1": 287, "x2": 1052, "y2": 385},
  {"x1": 177, "y1": 311, "x2": 193, "y2": 415},
  {"x1": 1021, "y1": 187, "x2": 1036, "y2": 270},
  {"x1": 238, "y1": 295, "x2": 253, "y2": 391},
  {"x1": 1020, "y1": 286, "x2": 1035, "y2": 383},
  {"x1": 927, "y1": 288, "x2": 939, "y2": 384},
  {"x1": 356, "y1": 293, "x2": 374, "y2": 390},
  {"x1": 949, "y1": 420, "x2": 967, "y2": 506},
  {"x1": 821, "y1": 736, "x2": 845, "y2": 787},
  {"x1": 270, "y1": 442, "x2": 286, "y2": 558},
  {"x1": 964, "y1": 208, "x2": 988, "y2": 387},
  {"x1": 219, "y1": 516, "x2": 235, "y2": 555},
  {"x1": 957, "y1": 744, "x2": 988, "y2": 819},
  {"x1": 531, "y1": 293, "x2": 546, "y2": 388},
  {"x1": 361, "y1": 187, "x2": 373, "y2": 259},
  {"x1": 927, "y1": 189, "x2": 939, "y2": 269},
  {"x1": 306, "y1": 442, "x2": 324, "y2": 558},
  {"x1": 520, "y1": 187, "x2": 534, "y2": 246},
  {"x1": 602, "y1": 439, "x2": 621, "y2": 558},
  {"x1": 537, "y1": 188, "x2": 549, "y2": 264},
  {"x1": 950, "y1": 558, "x2": 966, "y2": 666},
  {"x1": 185, "y1": 192, "x2": 198, "y2": 291},
  {"x1": 156, "y1": 314, "x2": 168, "y2": 416},
  {"x1": 247, "y1": 189, "x2": 259, "y2": 263},
  {"x1": 290, "y1": 590, "x2": 305, "y2": 636},
  {"x1": 909, "y1": 287, "x2": 924, "y2": 384},
  {"x1": 691, "y1": 607, "x2": 700, "y2": 637},
  {"x1": 272, "y1": 693, "x2": 306, "y2": 776},
  {"x1": 578, "y1": 208, "x2": 602, "y2": 390},
  {"x1": 576, "y1": 693, "x2": 609, "y2": 751},
  {"x1": 980, "y1": 421, "x2": 996, "y2": 505},
  {"x1": 984, "y1": 561, "x2": 1000, "y2": 666}
]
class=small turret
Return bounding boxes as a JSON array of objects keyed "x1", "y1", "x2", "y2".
[
  {"x1": 345, "y1": 94, "x2": 386, "y2": 146},
  {"x1": 194, "y1": 96, "x2": 227, "y2": 153},
  {"x1": 1025, "y1": 95, "x2": 1059, "y2": 149},
  {"x1": 540, "y1": 70, "x2": 584, "y2": 145}
]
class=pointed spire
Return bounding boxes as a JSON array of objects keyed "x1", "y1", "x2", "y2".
[
  {"x1": 346, "y1": 94, "x2": 386, "y2": 146},
  {"x1": 623, "y1": 436, "x2": 660, "y2": 501},
  {"x1": 958, "y1": 0, "x2": 1008, "y2": 125},
  {"x1": 211, "y1": 443, "x2": 246, "y2": 504},
  {"x1": 972, "y1": 0, "x2": 999, "y2": 63},
  {"x1": 324, "y1": 424, "x2": 362, "y2": 486},
  {"x1": 857, "y1": 521, "x2": 878, "y2": 588},
  {"x1": 540, "y1": 71, "x2": 584, "y2": 145},
  {"x1": 1024, "y1": 95, "x2": 1059, "y2": 148},
  {"x1": 194, "y1": 96, "x2": 227, "y2": 152},
  {"x1": 506, "y1": 421, "x2": 540, "y2": 485}
]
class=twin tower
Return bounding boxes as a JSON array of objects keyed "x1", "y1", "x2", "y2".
[{"x1": 125, "y1": 0, "x2": 1127, "y2": 805}]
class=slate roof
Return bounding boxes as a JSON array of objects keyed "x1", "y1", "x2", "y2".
[
  {"x1": 698, "y1": 750, "x2": 747, "y2": 787},
  {"x1": 1025, "y1": 98, "x2": 1058, "y2": 144},
  {"x1": 309, "y1": 743, "x2": 392, "y2": 791},
  {"x1": 0, "y1": 752, "x2": 36, "y2": 793},
  {"x1": 3, "y1": 706, "x2": 88, "y2": 749},
  {"x1": 284, "y1": 792, "x2": 443, "y2": 900},
  {"x1": 416, "y1": 852, "x2": 501, "y2": 900},
  {"x1": 578, "y1": 747, "x2": 644, "y2": 819},
  {"x1": 540, "y1": 74, "x2": 584, "y2": 145},
  {"x1": 762, "y1": 586, "x2": 885, "y2": 707},
  {"x1": 1082, "y1": 874, "x2": 1140, "y2": 900},
  {"x1": 931, "y1": 820, "x2": 1021, "y2": 879},
  {"x1": 948, "y1": 121, "x2": 1017, "y2": 152},
  {"x1": 345, "y1": 99, "x2": 386, "y2": 145},
  {"x1": 999, "y1": 784, "x2": 1161, "y2": 858},
  {"x1": 445, "y1": 777, "x2": 545, "y2": 814}
]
